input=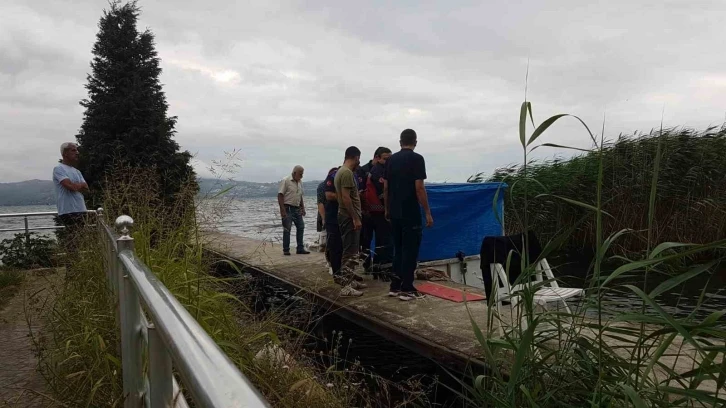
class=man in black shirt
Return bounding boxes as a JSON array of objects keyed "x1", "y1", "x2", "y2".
[
  {"x1": 317, "y1": 168, "x2": 337, "y2": 260},
  {"x1": 383, "y1": 129, "x2": 434, "y2": 301},
  {"x1": 324, "y1": 168, "x2": 342, "y2": 279}
]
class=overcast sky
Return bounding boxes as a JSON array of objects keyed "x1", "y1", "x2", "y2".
[{"x1": 2, "y1": 0, "x2": 725, "y2": 183}]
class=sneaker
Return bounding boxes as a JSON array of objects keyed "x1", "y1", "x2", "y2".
[
  {"x1": 399, "y1": 291, "x2": 425, "y2": 301},
  {"x1": 283, "y1": 251, "x2": 291, "y2": 256},
  {"x1": 350, "y1": 281, "x2": 368, "y2": 290},
  {"x1": 340, "y1": 285, "x2": 363, "y2": 297},
  {"x1": 297, "y1": 249, "x2": 311, "y2": 255},
  {"x1": 388, "y1": 290, "x2": 400, "y2": 297}
]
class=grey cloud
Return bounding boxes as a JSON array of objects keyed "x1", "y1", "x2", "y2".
[{"x1": 2, "y1": 0, "x2": 726, "y2": 184}]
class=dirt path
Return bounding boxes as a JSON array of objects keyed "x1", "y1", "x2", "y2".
[{"x1": 0, "y1": 269, "x2": 63, "y2": 408}]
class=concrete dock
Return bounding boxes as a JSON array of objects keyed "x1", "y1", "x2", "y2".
[
  {"x1": 203, "y1": 231, "x2": 492, "y2": 372},
  {"x1": 203, "y1": 231, "x2": 722, "y2": 396}
]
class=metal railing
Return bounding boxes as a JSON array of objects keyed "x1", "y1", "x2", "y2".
[
  {"x1": 97, "y1": 209, "x2": 269, "y2": 408},
  {"x1": 0, "y1": 210, "x2": 97, "y2": 245}
]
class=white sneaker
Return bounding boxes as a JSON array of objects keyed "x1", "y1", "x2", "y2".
[
  {"x1": 388, "y1": 291, "x2": 400, "y2": 297},
  {"x1": 350, "y1": 281, "x2": 368, "y2": 290},
  {"x1": 340, "y1": 285, "x2": 363, "y2": 297},
  {"x1": 399, "y1": 291, "x2": 426, "y2": 301}
]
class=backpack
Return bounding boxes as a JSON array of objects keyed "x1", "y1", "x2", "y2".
[{"x1": 364, "y1": 176, "x2": 384, "y2": 213}]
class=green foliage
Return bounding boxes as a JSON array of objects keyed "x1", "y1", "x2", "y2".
[
  {"x1": 0, "y1": 232, "x2": 55, "y2": 269},
  {"x1": 36, "y1": 171, "x2": 383, "y2": 407},
  {"x1": 76, "y1": 0, "x2": 196, "y2": 210},
  {"x1": 459, "y1": 102, "x2": 726, "y2": 407},
  {"x1": 36, "y1": 231, "x2": 123, "y2": 406},
  {"x1": 487, "y1": 126, "x2": 726, "y2": 255}
]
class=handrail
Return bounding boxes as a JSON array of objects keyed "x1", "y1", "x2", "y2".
[
  {"x1": 0, "y1": 210, "x2": 99, "y2": 246},
  {"x1": 98, "y1": 210, "x2": 268, "y2": 408},
  {"x1": 0, "y1": 211, "x2": 60, "y2": 218}
]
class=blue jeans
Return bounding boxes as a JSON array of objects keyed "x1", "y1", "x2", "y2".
[
  {"x1": 389, "y1": 218, "x2": 422, "y2": 293},
  {"x1": 282, "y1": 205, "x2": 305, "y2": 252}
]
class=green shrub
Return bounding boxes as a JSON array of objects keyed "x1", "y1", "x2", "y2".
[
  {"x1": 0, "y1": 270, "x2": 24, "y2": 308},
  {"x1": 36, "y1": 169, "x2": 398, "y2": 407},
  {"x1": 0, "y1": 232, "x2": 55, "y2": 269}
]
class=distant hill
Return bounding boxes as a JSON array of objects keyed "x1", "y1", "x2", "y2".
[
  {"x1": 0, "y1": 180, "x2": 55, "y2": 206},
  {"x1": 198, "y1": 178, "x2": 321, "y2": 199},
  {"x1": 0, "y1": 178, "x2": 322, "y2": 206}
]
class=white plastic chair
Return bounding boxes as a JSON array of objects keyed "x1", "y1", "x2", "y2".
[{"x1": 489, "y1": 258, "x2": 583, "y2": 329}]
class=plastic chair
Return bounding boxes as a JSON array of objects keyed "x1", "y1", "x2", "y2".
[{"x1": 489, "y1": 257, "x2": 583, "y2": 330}]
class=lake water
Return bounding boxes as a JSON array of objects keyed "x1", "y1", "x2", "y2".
[
  {"x1": 0, "y1": 204, "x2": 59, "y2": 242},
  {"x1": 201, "y1": 196, "x2": 320, "y2": 246},
  {"x1": 0, "y1": 197, "x2": 318, "y2": 243}
]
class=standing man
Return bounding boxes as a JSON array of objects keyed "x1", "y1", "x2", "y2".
[
  {"x1": 324, "y1": 167, "x2": 343, "y2": 281},
  {"x1": 53, "y1": 142, "x2": 89, "y2": 264},
  {"x1": 359, "y1": 147, "x2": 389, "y2": 272},
  {"x1": 366, "y1": 147, "x2": 392, "y2": 278},
  {"x1": 316, "y1": 176, "x2": 327, "y2": 253},
  {"x1": 334, "y1": 146, "x2": 367, "y2": 296},
  {"x1": 278, "y1": 165, "x2": 310, "y2": 256},
  {"x1": 317, "y1": 167, "x2": 338, "y2": 262},
  {"x1": 384, "y1": 129, "x2": 434, "y2": 301}
]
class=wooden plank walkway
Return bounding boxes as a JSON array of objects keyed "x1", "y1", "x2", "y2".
[{"x1": 203, "y1": 231, "x2": 491, "y2": 371}]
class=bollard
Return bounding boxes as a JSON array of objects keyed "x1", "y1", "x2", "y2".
[{"x1": 115, "y1": 215, "x2": 144, "y2": 408}]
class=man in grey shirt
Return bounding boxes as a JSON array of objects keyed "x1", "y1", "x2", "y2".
[
  {"x1": 277, "y1": 165, "x2": 310, "y2": 256},
  {"x1": 53, "y1": 142, "x2": 89, "y2": 264}
]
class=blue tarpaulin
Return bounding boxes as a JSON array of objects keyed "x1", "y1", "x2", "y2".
[{"x1": 418, "y1": 182, "x2": 506, "y2": 261}]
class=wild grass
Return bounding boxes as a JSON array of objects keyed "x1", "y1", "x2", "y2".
[
  {"x1": 485, "y1": 126, "x2": 726, "y2": 256},
  {"x1": 460, "y1": 103, "x2": 726, "y2": 407},
  {"x1": 0, "y1": 270, "x2": 24, "y2": 309},
  {"x1": 35, "y1": 167, "x2": 423, "y2": 407}
]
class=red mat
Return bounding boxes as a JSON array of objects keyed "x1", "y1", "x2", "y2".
[{"x1": 416, "y1": 282, "x2": 486, "y2": 303}]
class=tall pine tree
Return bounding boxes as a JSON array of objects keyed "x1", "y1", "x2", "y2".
[{"x1": 77, "y1": 1, "x2": 196, "y2": 209}]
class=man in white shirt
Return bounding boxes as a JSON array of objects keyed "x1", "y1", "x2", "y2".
[
  {"x1": 53, "y1": 142, "x2": 89, "y2": 263},
  {"x1": 277, "y1": 165, "x2": 310, "y2": 256}
]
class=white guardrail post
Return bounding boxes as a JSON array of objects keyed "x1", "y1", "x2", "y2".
[{"x1": 115, "y1": 215, "x2": 144, "y2": 408}]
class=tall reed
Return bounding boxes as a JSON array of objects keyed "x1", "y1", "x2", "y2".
[
  {"x1": 460, "y1": 102, "x2": 726, "y2": 407},
  {"x1": 486, "y1": 126, "x2": 726, "y2": 256}
]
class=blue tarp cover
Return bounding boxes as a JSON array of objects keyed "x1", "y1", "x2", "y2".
[{"x1": 417, "y1": 182, "x2": 506, "y2": 261}]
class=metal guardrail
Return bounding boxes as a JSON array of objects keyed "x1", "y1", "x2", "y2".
[
  {"x1": 0, "y1": 210, "x2": 98, "y2": 246},
  {"x1": 97, "y1": 209, "x2": 269, "y2": 408}
]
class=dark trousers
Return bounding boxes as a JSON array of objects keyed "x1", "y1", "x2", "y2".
[
  {"x1": 326, "y1": 223, "x2": 343, "y2": 278},
  {"x1": 281, "y1": 205, "x2": 304, "y2": 252},
  {"x1": 360, "y1": 214, "x2": 374, "y2": 269},
  {"x1": 369, "y1": 213, "x2": 392, "y2": 266},
  {"x1": 338, "y1": 215, "x2": 360, "y2": 285},
  {"x1": 390, "y1": 218, "x2": 422, "y2": 293},
  {"x1": 57, "y1": 212, "x2": 87, "y2": 271}
]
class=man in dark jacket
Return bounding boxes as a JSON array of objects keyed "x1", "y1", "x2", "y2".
[
  {"x1": 359, "y1": 147, "x2": 388, "y2": 271},
  {"x1": 367, "y1": 147, "x2": 392, "y2": 278}
]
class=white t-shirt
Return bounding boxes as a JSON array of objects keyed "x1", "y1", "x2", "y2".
[{"x1": 53, "y1": 163, "x2": 87, "y2": 215}]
